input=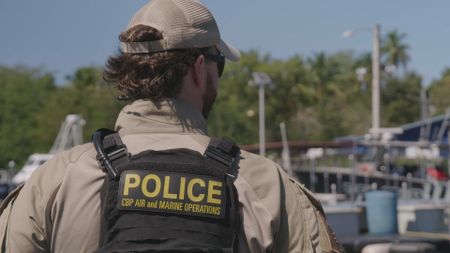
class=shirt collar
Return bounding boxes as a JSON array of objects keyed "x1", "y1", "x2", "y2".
[{"x1": 115, "y1": 99, "x2": 208, "y2": 136}]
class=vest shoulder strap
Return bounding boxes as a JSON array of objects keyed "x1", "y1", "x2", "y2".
[
  {"x1": 92, "y1": 128, "x2": 129, "y2": 178},
  {"x1": 204, "y1": 137, "x2": 241, "y2": 252},
  {"x1": 92, "y1": 130, "x2": 241, "y2": 180},
  {"x1": 204, "y1": 137, "x2": 241, "y2": 179}
]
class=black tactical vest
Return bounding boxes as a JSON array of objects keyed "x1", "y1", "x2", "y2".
[{"x1": 92, "y1": 129, "x2": 241, "y2": 253}]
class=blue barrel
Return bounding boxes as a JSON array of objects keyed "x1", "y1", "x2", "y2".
[{"x1": 365, "y1": 190, "x2": 398, "y2": 234}]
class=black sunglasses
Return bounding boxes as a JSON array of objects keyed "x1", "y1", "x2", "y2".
[{"x1": 203, "y1": 53, "x2": 225, "y2": 77}]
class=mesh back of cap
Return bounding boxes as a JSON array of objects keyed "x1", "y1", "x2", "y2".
[{"x1": 127, "y1": 0, "x2": 220, "y2": 50}]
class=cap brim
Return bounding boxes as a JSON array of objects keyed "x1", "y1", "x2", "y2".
[{"x1": 217, "y1": 40, "x2": 240, "y2": 62}]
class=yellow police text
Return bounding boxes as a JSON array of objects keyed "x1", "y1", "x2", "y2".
[{"x1": 122, "y1": 173, "x2": 223, "y2": 204}]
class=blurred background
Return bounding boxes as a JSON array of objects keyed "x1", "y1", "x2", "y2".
[
  {"x1": 4, "y1": 2, "x2": 450, "y2": 250},
  {"x1": 1, "y1": 0, "x2": 449, "y2": 170}
]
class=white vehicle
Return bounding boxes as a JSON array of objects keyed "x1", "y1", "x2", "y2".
[
  {"x1": 12, "y1": 154, "x2": 54, "y2": 185},
  {"x1": 12, "y1": 114, "x2": 86, "y2": 185}
]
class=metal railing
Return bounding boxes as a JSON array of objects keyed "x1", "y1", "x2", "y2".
[{"x1": 292, "y1": 162, "x2": 450, "y2": 202}]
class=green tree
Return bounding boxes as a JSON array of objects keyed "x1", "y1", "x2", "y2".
[
  {"x1": 209, "y1": 51, "x2": 314, "y2": 144},
  {"x1": 305, "y1": 51, "x2": 370, "y2": 139},
  {"x1": 382, "y1": 72, "x2": 421, "y2": 126},
  {"x1": 428, "y1": 68, "x2": 450, "y2": 115},
  {"x1": 0, "y1": 66, "x2": 56, "y2": 167},
  {"x1": 1, "y1": 44, "x2": 433, "y2": 168},
  {"x1": 36, "y1": 67, "x2": 124, "y2": 144},
  {"x1": 381, "y1": 30, "x2": 410, "y2": 69},
  {"x1": 209, "y1": 50, "x2": 374, "y2": 143},
  {"x1": 306, "y1": 52, "x2": 339, "y2": 102}
]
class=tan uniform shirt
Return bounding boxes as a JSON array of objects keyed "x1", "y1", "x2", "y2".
[{"x1": 0, "y1": 99, "x2": 341, "y2": 253}]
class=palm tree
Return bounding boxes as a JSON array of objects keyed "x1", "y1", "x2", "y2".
[
  {"x1": 381, "y1": 30, "x2": 410, "y2": 70},
  {"x1": 307, "y1": 52, "x2": 337, "y2": 101}
]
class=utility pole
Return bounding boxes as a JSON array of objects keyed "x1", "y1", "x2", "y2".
[
  {"x1": 258, "y1": 83, "x2": 265, "y2": 156},
  {"x1": 372, "y1": 24, "x2": 381, "y2": 133},
  {"x1": 249, "y1": 72, "x2": 273, "y2": 157},
  {"x1": 420, "y1": 87, "x2": 428, "y2": 121},
  {"x1": 343, "y1": 24, "x2": 382, "y2": 136}
]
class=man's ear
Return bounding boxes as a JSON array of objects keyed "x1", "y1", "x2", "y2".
[{"x1": 192, "y1": 54, "x2": 206, "y2": 88}]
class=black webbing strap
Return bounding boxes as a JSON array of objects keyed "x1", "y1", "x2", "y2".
[
  {"x1": 204, "y1": 138, "x2": 241, "y2": 179},
  {"x1": 204, "y1": 138, "x2": 241, "y2": 253},
  {"x1": 92, "y1": 128, "x2": 129, "y2": 178}
]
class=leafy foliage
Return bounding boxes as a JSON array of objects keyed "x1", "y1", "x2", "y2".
[
  {"x1": 381, "y1": 30, "x2": 410, "y2": 72},
  {"x1": 1, "y1": 30, "x2": 446, "y2": 168},
  {"x1": 382, "y1": 72, "x2": 421, "y2": 126},
  {"x1": 428, "y1": 68, "x2": 450, "y2": 115},
  {"x1": 0, "y1": 67, "x2": 56, "y2": 167},
  {"x1": 0, "y1": 66, "x2": 124, "y2": 168}
]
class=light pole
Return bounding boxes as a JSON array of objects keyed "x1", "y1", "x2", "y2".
[
  {"x1": 343, "y1": 24, "x2": 381, "y2": 135},
  {"x1": 249, "y1": 72, "x2": 273, "y2": 157}
]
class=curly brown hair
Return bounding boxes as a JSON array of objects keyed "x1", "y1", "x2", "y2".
[{"x1": 104, "y1": 25, "x2": 205, "y2": 101}]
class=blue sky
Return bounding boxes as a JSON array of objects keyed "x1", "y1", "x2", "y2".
[{"x1": 1, "y1": 0, "x2": 449, "y2": 85}]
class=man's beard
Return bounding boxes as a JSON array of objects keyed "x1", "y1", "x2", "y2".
[{"x1": 202, "y1": 73, "x2": 217, "y2": 119}]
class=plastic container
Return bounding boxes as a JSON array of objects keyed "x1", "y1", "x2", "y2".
[{"x1": 365, "y1": 190, "x2": 398, "y2": 234}]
